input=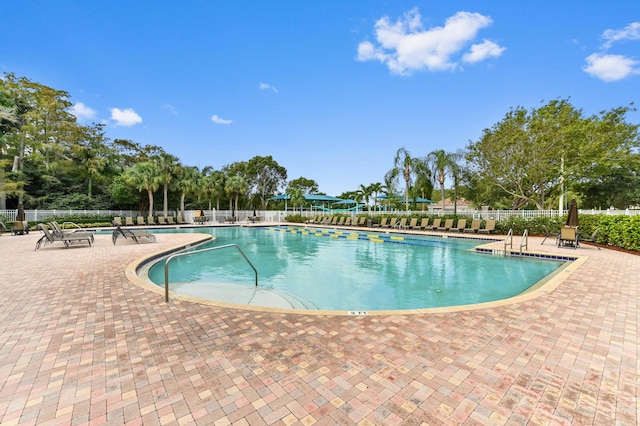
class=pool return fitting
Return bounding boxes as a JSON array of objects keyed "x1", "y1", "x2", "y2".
[{"x1": 164, "y1": 244, "x2": 258, "y2": 302}]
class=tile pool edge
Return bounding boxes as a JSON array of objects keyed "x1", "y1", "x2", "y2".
[{"x1": 124, "y1": 233, "x2": 590, "y2": 316}]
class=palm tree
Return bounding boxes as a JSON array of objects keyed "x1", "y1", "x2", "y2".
[
  {"x1": 427, "y1": 149, "x2": 459, "y2": 212},
  {"x1": 368, "y1": 182, "x2": 383, "y2": 211},
  {"x1": 387, "y1": 147, "x2": 420, "y2": 211},
  {"x1": 123, "y1": 161, "x2": 162, "y2": 217},
  {"x1": 358, "y1": 184, "x2": 372, "y2": 211},
  {"x1": 155, "y1": 153, "x2": 181, "y2": 218},
  {"x1": 175, "y1": 166, "x2": 200, "y2": 217},
  {"x1": 225, "y1": 175, "x2": 248, "y2": 217},
  {"x1": 289, "y1": 187, "x2": 305, "y2": 213}
]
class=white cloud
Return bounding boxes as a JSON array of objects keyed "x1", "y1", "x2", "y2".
[
  {"x1": 69, "y1": 102, "x2": 96, "y2": 120},
  {"x1": 110, "y1": 107, "x2": 142, "y2": 127},
  {"x1": 211, "y1": 114, "x2": 232, "y2": 125},
  {"x1": 163, "y1": 103, "x2": 178, "y2": 115},
  {"x1": 259, "y1": 82, "x2": 279, "y2": 93},
  {"x1": 602, "y1": 22, "x2": 640, "y2": 49},
  {"x1": 462, "y1": 39, "x2": 506, "y2": 63},
  {"x1": 356, "y1": 8, "x2": 504, "y2": 75},
  {"x1": 583, "y1": 53, "x2": 639, "y2": 82},
  {"x1": 583, "y1": 22, "x2": 640, "y2": 82}
]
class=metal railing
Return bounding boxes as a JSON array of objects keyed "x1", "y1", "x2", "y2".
[
  {"x1": 163, "y1": 244, "x2": 258, "y2": 302},
  {"x1": 520, "y1": 229, "x2": 529, "y2": 253},
  {"x1": 504, "y1": 229, "x2": 513, "y2": 255}
]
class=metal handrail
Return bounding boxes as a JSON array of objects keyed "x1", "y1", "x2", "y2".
[
  {"x1": 164, "y1": 244, "x2": 258, "y2": 302},
  {"x1": 504, "y1": 228, "x2": 513, "y2": 255},
  {"x1": 520, "y1": 229, "x2": 529, "y2": 253}
]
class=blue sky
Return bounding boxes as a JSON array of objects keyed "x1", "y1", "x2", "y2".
[{"x1": 3, "y1": 1, "x2": 639, "y2": 196}]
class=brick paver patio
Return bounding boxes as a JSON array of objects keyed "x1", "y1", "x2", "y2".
[{"x1": 0, "y1": 226, "x2": 637, "y2": 425}]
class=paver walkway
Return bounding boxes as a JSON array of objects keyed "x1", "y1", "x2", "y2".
[{"x1": 0, "y1": 227, "x2": 637, "y2": 425}]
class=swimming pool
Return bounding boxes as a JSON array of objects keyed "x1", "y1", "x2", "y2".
[{"x1": 147, "y1": 226, "x2": 566, "y2": 311}]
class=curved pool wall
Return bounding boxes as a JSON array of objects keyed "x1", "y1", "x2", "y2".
[{"x1": 147, "y1": 226, "x2": 567, "y2": 311}]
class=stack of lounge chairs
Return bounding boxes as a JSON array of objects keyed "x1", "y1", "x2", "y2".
[{"x1": 35, "y1": 223, "x2": 93, "y2": 250}]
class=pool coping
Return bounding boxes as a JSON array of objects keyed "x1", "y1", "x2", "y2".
[{"x1": 124, "y1": 226, "x2": 590, "y2": 316}]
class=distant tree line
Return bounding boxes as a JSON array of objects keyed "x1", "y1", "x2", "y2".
[{"x1": 2, "y1": 72, "x2": 639, "y2": 213}]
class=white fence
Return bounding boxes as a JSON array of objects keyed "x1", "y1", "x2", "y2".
[{"x1": 1, "y1": 208, "x2": 638, "y2": 224}]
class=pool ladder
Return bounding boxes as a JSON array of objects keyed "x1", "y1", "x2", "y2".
[
  {"x1": 504, "y1": 228, "x2": 528, "y2": 256},
  {"x1": 163, "y1": 244, "x2": 258, "y2": 302}
]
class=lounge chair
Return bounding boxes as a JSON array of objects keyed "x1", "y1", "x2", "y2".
[
  {"x1": 406, "y1": 218, "x2": 418, "y2": 230},
  {"x1": 557, "y1": 226, "x2": 578, "y2": 248},
  {"x1": 385, "y1": 218, "x2": 398, "y2": 229},
  {"x1": 147, "y1": 216, "x2": 156, "y2": 225},
  {"x1": 579, "y1": 227, "x2": 601, "y2": 250},
  {"x1": 437, "y1": 219, "x2": 454, "y2": 232},
  {"x1": 429, "y1": 218, "x2": 441, "y2": 231},
  {"x1": 177, "y1": 215, "x2": 186, "y2": 224},
  {"x1": 450, "y1": 219, "x2": 467, "y2": 232},
  {"x1": 336, "y1": 217, "x2": 345, "y2": 226},
  {"x1": 112, "y1": 224, "x2": 157, "y2": 245},
  {"x1": 344, "y1": 217, "x2": 352, "y2": 226},
  {"x1": 48, "y1": 221, "x2": 94, "y2": 243},
  {"x1": 157, "y1": 216, "x2": 167, "y2": 225},
  {"x1": 396, "y1": 218, "x2": 407, "y2": 229},
  {"x1": 373, "y1": 218, "x2": 388, "y2": 228},
  {"x1": 137, "y1": 216, "x2": 146, "y2": 226},
  {"x1": 464, "y1": 219, "x2": 481, "y2": 233},
  {"x1": 540, "y1": 225, "x2": 557, "y2": 245},
  {"x1": 35, "y1": 223, "x2": 93, "y2": 250},
  {"x1": 125, "y1": 217, "x2": 135, "y2": 226},
  {"x1": 113, "y1": 217, "x2": 123, "y2": 226},
  {"x1": 358, "y1": 217, "x2": 367, "y2": 226},
  {"x1": 417, "y1": 218, "x2": 430, "y2": 230},
  {"x1": 167, "y1": 216, "x2": 175, "y2": 225},
  {"x1": 478, "y1": 219, "x2": 496, "y2": 234}
]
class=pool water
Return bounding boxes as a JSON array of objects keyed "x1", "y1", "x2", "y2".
[{"x1": 147, "y1": 226, "x2": 565, "y2": 311}]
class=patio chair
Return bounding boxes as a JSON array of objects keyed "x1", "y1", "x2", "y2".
[
  {"x1": 157, "y1": 216, "x2": 167, "y2": 225},
  {"x1": 177, "y1": 215, "x2": 186, "y2": 224},
  {"x1": 579, "y1": 227, "x2": 601, "y2": 250},
  {"x1": 11, "y1": 221, "x2": 30, "y2": 235},
  {"x1": 112, "y1": 224, "x2": 157, "y2": 245},
  {"x1": 437, "y1": 218, "x2": 454, "y2": 232},
  {"x1": 396, "y1": 218, "x2": 407, "y2": 229},
  {"x1": 373, "y1": 217, "x2": 388, "y2": 228},
  {"x1": 167, "y1": 216, "x2": 175, "y2": 225},
  {"x1": 113, "y1": 217, "x2": 123, "y2": 226},
  {"x1": 429, "y1": 218, "x2": 441, "y2": 231},
  {"x1": 464, "y1": 219, "x2": 481, "y2": 233},
  {"x1": 450, "y1": 219, "x2": 467, "y2": 232},
  {"x1": 125, "y1": 217, "x2": 135, "y2": 226},
  {"x1": 343, "y1": 217, "x2": 352, "y2": 226},
  {"x1": 147, "y1": 216, "x2": 156, "y2": 225},
  {"x1": 557, "y1": 226, "x2": 578, "y2": 249},
  {"x1": 336, "y1": 217, "x2": 345, "y2": 226},
  {"x1": 35, "y1": 223, "x2": 93, "y2": 250},
  {"x1": 137, "y1": 216, "x2": 146, "y2": 226},
  {"x1": 406, "y1": 218, "x2": 418, "y2": 229},
  {"x1": 385, "y1": 218, "x2": 398, "y2": 228},
  {"x1": 478, "y1": 219, "x2": 496, "y2": 234}
]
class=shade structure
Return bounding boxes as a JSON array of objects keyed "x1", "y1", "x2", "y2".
[
  {"x1": 377, "y1": 193, "x2": 404, "y2": 199},
  {"x1": 268, "y1": 193, "x2": 343, "y2": 202},
  {"x1": 409, "y1": 197, "x2": 434, "y2": 204},
  {"x1": 566, "y1": 199, "x2": 579, "y2": 227}
]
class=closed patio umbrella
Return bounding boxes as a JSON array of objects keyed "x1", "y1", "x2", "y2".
[{"x1": 566, "y1": 199, "x2": 578, "y2": 227}]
